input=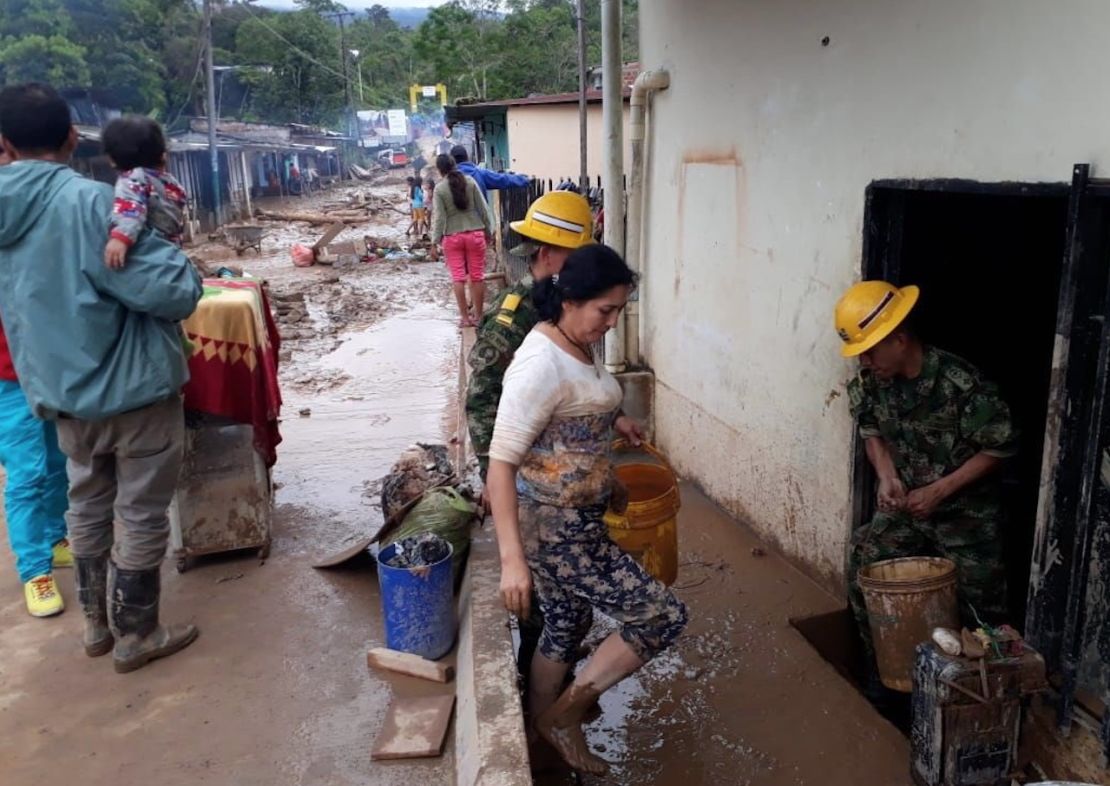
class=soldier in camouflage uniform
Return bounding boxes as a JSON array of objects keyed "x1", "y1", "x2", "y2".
[
  {"x1": 466, "y1": 191, "x2": 597, "y2": 480},
  {"x1": 465, "y1": 191, "x2": 597, "y2": 682},
  {"x1": 835, "y1": 281, "x2": 1017, "y2": 659}
]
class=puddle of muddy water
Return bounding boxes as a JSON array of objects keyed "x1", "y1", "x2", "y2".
[{"x1": 274, "y1": 301, "x2": 458, "y2": 532}]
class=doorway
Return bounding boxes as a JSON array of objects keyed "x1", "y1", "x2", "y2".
[
  {"x1": 862, "y1": 181, "x2": 1070, "y2": 624},
  {"x1": 797, "y1": 173, "x2": 1110, "y2": 759}
]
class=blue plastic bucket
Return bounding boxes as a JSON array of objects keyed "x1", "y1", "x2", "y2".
[{"x1": 375, "y1": 542, "x2": 456, "y2": 660}]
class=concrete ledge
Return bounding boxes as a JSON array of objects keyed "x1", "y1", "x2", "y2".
[
  {"x1": 455, "y1": 326, "x2": 531, "y2": 786},
  {"x1": 455, "y1": 530, "x2": 531, "y2": 786}
]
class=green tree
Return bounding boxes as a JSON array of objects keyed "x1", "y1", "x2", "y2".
[
  {"x1": 0, "y1": 34, "x2": 89, "y2": 85},
  {"x1": 234, "y1": 9, "x2": 345, "y2": 125},
  {"x1": 347, "y1": 5, "x2": 414, "y2": 108},
  {"x1": 413, "y1": 1, "x2": 502, "y2": 100},
  {"x1": 0, "y1": 0, "x2": 89, "y2": 87},
  {"x1": 495, "y1": 2, "x2": 578, "y2": 97},
  {"x1": 0, "y1": 0, "x2": 75, "y2": 38}
]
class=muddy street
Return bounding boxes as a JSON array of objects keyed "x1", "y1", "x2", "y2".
[
  {"x1": 0, "y1": 176, "x2": 915, "y2": 785},
  {"x1": 0, "y1": 179, "x2": 464, "y2": 786}
]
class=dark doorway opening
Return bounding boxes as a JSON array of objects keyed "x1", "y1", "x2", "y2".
[
  {"x1": 795, "y1": 180, "x2": 1071, "y2": 735},
  {"x1": 867, "y1": 184, "x2": 1070, "y2": 624}
]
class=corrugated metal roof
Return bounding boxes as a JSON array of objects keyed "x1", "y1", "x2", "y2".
[{"x1": 457, "y1": 87, "x2": 631, "y2": 110}]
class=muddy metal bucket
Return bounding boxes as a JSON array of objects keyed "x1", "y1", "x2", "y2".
[
  {"x1": 604, "y1": 441, "x2": 680, "y2": 586},
  {"x1": 859, "y1": 556, "x2": 959, "y2": 692},
  {"x1": 376, "y1": 542, "x2": 456, "y2": 660}
]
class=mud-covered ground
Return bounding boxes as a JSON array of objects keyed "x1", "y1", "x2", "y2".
[{"x1": 0, "y1": 173, "x2": 466, "y2": 786}]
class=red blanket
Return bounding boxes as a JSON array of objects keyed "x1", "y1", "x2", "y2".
[{"x1": 181, "y1": 279, "x2": 283, "y2": 465}]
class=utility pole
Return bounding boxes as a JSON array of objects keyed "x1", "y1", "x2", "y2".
[
  {"x1": 601, "y1": 0, "x2": 625, "y2": 371},
  {"x1": 203, "y1": 0, "x2": 219, "y2": 223},
  {"x1": 576, "y1": 0, "x2": 588, "y2": 191},
  {"x1": 326, "y1": 11, "x2": 357, "y2": 140}
]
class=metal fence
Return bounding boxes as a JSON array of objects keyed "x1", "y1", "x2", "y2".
[{"x1": 496, "y1": 176, "x2": 612, "y2": 285}]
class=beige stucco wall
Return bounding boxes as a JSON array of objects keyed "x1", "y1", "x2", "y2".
[
  {"x1": 506, "y1": 102, "x2": 631, "y2": 184},
  {"x1": 638, "y1": 0, "x2": 1110, "y2": 594}
]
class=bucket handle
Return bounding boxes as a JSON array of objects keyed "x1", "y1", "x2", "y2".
[{"x1": 611, "y1": 439, "x2": 675, "y2": 473}]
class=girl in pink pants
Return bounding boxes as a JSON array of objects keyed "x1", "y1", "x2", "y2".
[{"x1": 432, "y1": 153, "x2": 493, "y2": 327}]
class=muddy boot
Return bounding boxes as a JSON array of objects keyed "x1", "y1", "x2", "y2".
[
  {"x1": 109, "y1": 564, "x2": 198, "y2": 674},
  {"x1": 75, "y1": 555, "x2": 113, "y2": 657},
  {"x1": 535, "y1": 682, "x2": 608, "y2": 775}
]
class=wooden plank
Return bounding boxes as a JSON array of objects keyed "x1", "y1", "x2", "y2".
[
  {"x1": 371, "y1": 694, "x2": 455, "y2": 761},
  {"x1": 310, "y1": 537, "x2": 373, "y2": 568},
  {"x1": 313, "y1": 221, "x2": 347, "y2": 250},
  {"x1": 367, "y1": 648, "x2": 455, "y2": 684}
]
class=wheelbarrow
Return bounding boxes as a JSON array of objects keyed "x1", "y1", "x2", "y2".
[{"x1": 224, "y1": 224, "x2": 265, "y2": 256}]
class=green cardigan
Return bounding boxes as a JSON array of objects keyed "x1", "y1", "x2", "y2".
[{"x1": 432, "y1": 175, "x2": 493, "y2": 243}]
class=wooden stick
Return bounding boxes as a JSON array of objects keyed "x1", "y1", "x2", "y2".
[
  {"x1": 939, "y1": 677, "x2": 989, "y2": 705},
  {"x1": 978, "y1": 657, "x2": 991, "y2": 700},
  {"x1": 367, "y1": 647, "x2": 455, "y2": 683},
  {"x1": 256, "y1": 210, "x2": 367, "y2": 226}
]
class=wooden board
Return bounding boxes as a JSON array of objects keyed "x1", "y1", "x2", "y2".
[
  {"x1": 371, "y1": 694, "x2": 456, "y2": 760},
  {"x1": 310, "y1": 537, "x2": 373, "y2": 569},
  {"x1": 367, "y1": 648, "x2": 455, "y2": 683}
]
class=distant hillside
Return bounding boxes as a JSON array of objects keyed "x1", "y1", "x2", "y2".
[
  {"x1": 260, "y1": 4, "x2": 431, "y2": 27},
  {"x1": 389, "y1": 7, "x2": 432, "y2": 28}
]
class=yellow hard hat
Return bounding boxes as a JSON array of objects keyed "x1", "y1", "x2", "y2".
[
  {"x1": 510, "y1": 191, "x2": 594, "y2": 250},
  {"x1": 834, "y1": 280, "x2": 920, "y2": 357}
]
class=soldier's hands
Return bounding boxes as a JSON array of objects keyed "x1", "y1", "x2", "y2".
[
  {"x1": 906, "y1": 482, "x2": 948, "y2": 520},
  {"x1": 500, "y1": 555, "x2": 532, "y2": 620},
  {"x1": 877, "y1": 475, "x2": 908, "y2": 513},
  {"x1": 615, "y1": 415, "x2": 645, "y2": 447}
]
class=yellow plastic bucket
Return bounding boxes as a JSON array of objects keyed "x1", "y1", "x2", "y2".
[{"x1": 604, "y1": 441, "x2": 680, "y2": 586}]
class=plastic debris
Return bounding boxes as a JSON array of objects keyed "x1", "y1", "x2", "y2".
[
  {"x1": 291, "y1": 243, "x2": 315, "y2": 267},
  {"x1": 384, "y1": 533, "x2": 450, "y2": 569},
  {"x1": 931, "y1": 627, "x2": 962, "y2": 656}
]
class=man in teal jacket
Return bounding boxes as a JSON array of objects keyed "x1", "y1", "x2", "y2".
[{"x1": 0, "y1": 83, "x2": 203, "y2": 673}]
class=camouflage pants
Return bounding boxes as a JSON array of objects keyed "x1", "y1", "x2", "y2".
[
  {"x1": 848, "y1": 510, "x2": 1008, "y2": 658},
  {"x1": 519, "y1": 500, "x2": 688, "y2": 664}
]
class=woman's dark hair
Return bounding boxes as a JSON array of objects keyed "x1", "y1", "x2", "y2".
[
  {"x1": 436, "y1": 153, "x2": 468, "y2": 210},
  {"x1": 533, "y1": 244, "x2": 638, "y2": 323},
  {"x1": 102, "y1": 115, "x2": 167, "y2": 171}
]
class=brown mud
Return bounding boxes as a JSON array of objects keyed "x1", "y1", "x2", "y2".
[{"x1": 0, "y1": 175, "x2": 463, "y2": 786}]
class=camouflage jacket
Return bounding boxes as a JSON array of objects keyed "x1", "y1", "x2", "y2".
[
  {"x1": 848, "y1": 346, "x2": 1018, "y2": 510},
  {"x1": 466, "y1": 277, "x2": 539, "y2": 478}
]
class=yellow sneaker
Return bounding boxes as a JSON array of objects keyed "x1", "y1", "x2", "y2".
[
  {"x1": 52, "y1": 539, "x2": 74, "y2": 569},
  {"x1": 24, "y1": 574, "x2": 64, "y2": 617}
]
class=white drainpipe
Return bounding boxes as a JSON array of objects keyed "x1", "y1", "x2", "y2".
[
  {"x1": 625, "y1": 69, "x2": 670, "y2": 367},
  {"x1": 601, "y1": 0, "x2": 626, "y2": 373}
]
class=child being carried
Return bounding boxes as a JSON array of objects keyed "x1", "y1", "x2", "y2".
[
  {"x1": 102, "y1": 115, "x2": 188, "y2": 269},
  {"x1": 102, "y1": 116, "x2": 194, "y2": 353}
]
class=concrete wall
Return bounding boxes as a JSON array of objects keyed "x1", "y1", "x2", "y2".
[
  {"x1": 638, "y1": 0, "x2": 1110, "y2": 594},
  {"x1": 506, "y1": 102, "x2": 631, "y2": 184}
]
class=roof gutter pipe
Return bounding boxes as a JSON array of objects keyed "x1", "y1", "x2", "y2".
[{"x1": 624, "y1": 69, "x2": 670, "y2": 367}]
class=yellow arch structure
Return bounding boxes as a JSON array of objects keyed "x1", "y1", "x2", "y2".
[{"x1": 409, "y1": 83, "x2": 448, "y2": 113}]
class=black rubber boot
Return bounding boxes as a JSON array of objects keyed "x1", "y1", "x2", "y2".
[
  {"x1": 109, "y1": 564, "x2": 198, "y2": 674},
  {"x1": 75, "y1": 554, "x2": 113, "y2": 657}
]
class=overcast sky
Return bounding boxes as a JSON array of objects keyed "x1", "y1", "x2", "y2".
[{"x1": 258, "y1": 1, "x2": 450, "y2": 9}]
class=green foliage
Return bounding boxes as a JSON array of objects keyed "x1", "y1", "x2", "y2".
[
  {"x1": 0, "y1": 0, "x2": 639, "y2": 127},
  {"x1": 234, "y1": 9, "x2": 346, "y2": 125},
  {"x1": 0, "y1": 34, "x2": 89, "y2": 85}
]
